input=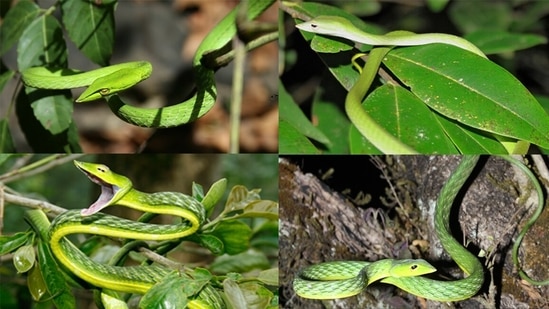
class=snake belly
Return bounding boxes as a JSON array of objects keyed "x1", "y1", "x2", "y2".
[{"x1": 293, "y1": 156, "x2": 484, "y2": 301}]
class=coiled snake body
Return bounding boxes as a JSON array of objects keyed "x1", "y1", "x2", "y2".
[{"x1": 294, "y1": 156, "x2": 484, "y2": 301}]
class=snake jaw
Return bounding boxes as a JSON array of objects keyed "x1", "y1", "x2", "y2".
[
  {"x1": 74, "y1": 161, "x2": 131, "y2": 216},
  {"x1": 80, "y1": 179, "x2": 119, "y2": 216}
]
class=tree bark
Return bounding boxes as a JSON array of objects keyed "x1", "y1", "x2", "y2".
[{"x1": 280, "y1": 155, "x2": 548, "y2": 309}]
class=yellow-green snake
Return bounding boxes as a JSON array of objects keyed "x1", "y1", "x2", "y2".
[
  {"x1": 20, "y1": 0, "x2": 274, "y2": 128},
  {"x1": 293, "y1": 155, "x2": 548, "y2": 301},
  {"x1": 295, "y1": 16, "x2": 530, "y2": 154},
  {"x1": 26, "y1": 161, "x2": 219, "y2": 308}
]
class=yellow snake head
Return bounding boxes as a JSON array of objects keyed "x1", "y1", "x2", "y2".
[
  {"x1": 387, "y1": 259, "x2": 437, "y2": 278},
  {"x1": 76, "y1": 63, "x2": 152, "y2": 103},
  {"x1": 73, "y1": 160, "x2": 132, "y2": 216}
]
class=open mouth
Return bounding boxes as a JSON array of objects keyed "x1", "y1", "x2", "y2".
[{"x1": 79, "y1": 169, "x2": 119, "y2": 216}]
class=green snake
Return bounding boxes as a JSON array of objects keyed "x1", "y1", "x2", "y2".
[
  {"x1": 20, "y1": 0, "x2": 274, "y2": 128},
  {"x1": 26, "y1": 161, "x2": 219, "y2": 308},
  {"x1": 294, "y1": 155, "x2": 484, "y2": 301},
  {"x1": 295, "y1": 16, "x2": 530, "y2": 154},
  {"x1": 293, "y1": 155, "x2": 548, "y2": 300}
]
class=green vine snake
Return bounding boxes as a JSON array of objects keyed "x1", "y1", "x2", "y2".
[
  {"x1": 295, "y1": 16, "x2": 528, "y2": 154},
  {"x1": 26, "y1": 161, "x2": 220, "y2": 308},
  {"x1": 293, "y1": 155, "x2": 548, "y2": 301},
  {"x1": 21, "y1": 0, "x2": 274, "y2": 128}
]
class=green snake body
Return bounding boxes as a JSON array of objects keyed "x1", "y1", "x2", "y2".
[
  {"x1": 295, "y1": 16, "x2": 486, "y2": 58},
  {"x1": 296, "y1": 16, "x2": 488, "y2": 153},
  {"x1": 346, "y1": 46, "x2": 418, "y2": 154},
  {"x1": 21, "y1": 0, "x2": 274, "y2": 128},
  {"x1": 294, "y1": 156, "x2": 484, "y2": 301},
  {"x1": 49, "y1": 210, "x2": 174, "y2": 293},
  {"x1": 21, "y1": 61, "x2": 152, "y2": 99},
  {"x1": 294, "y1": 259, "x2": 436, "y2": 299},
  {"x1": 27, "y1": 161, "x2": 222, "y2": 307}
]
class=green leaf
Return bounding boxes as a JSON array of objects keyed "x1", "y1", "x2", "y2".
[
  {"x1": 202, "y1": 178, "x2": 227, "y2": 215},
  {"x1": 14, "y1": 244, "x2": 35, "y2": 273},
  {"x1": 0, "y1": 119, "x2": 17, "y2": 153},
  {"x1": 140, "y1": 271, "x2": 211, "y2": 309},
  {"x1": 279, "y1": 83, "x2": 331, "y2": 146},
  {"x1": 384, "y1": 44, "x2": 549, "y2": 149},
  {"x1": 100, "y1": 292, "x2": 128, "y2": 309},
  {"x1": 309, "y1": 34, "x2": 353, "y2": 53},
  {"x1": 257, "y1": 268, "x2": 278, "y2": 286},
  {"x1": 279, "y1": 120, "x2": 320, "y2": 154},
  {"x1": 17, "y1": 14, "x2": 67, "y2": 70},
  {"x1": 0, "y1": 0, "x2": 40, "y2": 56},
  {"x1": 61, "y1": 0, "x2": 115, "y2": 66},
  {"x1": 37, "y1": 239, "x2": 76, "y2": 308},
  {"x1": 311, "y1": 88, "x2": 350, "y2": 154},
  {"x1": 435, "y1": 114, "x2": 508, "y2": 154},
  {"x1": 210, "y1": 250, "x2": 270, "y2": 274},
  {"x1": 0, "y1": 66, "x2": 15, "y2": 91},
  {"x1": 466, "y1": 30, "x2": 547, "y2": 55},
  {"x1": 140, "y1": 272, "x2": 188, "y2": 309},
  {"x1": 449, "y1": 1, "x2": 512, "y2": 34},
  {"x1": 28, "y1": 264, "x2": 48, "y2": 301},
  {"x1": 27, "y1": 88, "x2": 73, "y2": 134},
  {"x1": 426, "y1": 0, "x2": 449, "y2": 13},
  {"x1": 223, "y1": 279, "x2": 274, "y2": 309},
  {"x1": 349, "y1": 83, "x2": 458, "y2": 154},
  {"x1": 0, "y1": 232, "x2": 31, "y2": 255},
  {"x1": 16, "y1": 89, "x2": 82, "y2": 152},
  {"x1": 0, "y1": 153, "x2": 14, "y2": 166},
  {"x1": 208, "y1": 221, "x2": 251, "y2": 255},
  {"x1": 192, "y1": 182, "x2": 205, "y2": 202},
  {"x1": 225, "y1": 186, "x2": 261, "y2": 211},
  {"x1": 194, "y1": 234, "x2": 224, "y2": 255},
  {"x1": 232, "y1": 200, "x2": 278, "y2": 221}
]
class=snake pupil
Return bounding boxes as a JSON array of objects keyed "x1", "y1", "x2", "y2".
[{"x1": 411, "y1": 264, "x2": 418, "y2": 270}]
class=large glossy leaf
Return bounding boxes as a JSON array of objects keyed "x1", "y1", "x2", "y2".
[
  {"x1": 0, "y1": 0, "x2": 40, "y2": 56},
  {"x1": 311, "y1": 91, "x2": 350, "y2": 153},
  {"x1": 349, "y1": 83, "x2": 458, "y2": 154},
  {"x1": 17, "y1": 14, "x2": 67, "y2": 70},
  {"x1": 465, "y1": 30, "x2": 547, "y2": 55},
  {"x1": 61, "y1": 1, "x2": 115, "y2": 66},
  {"x1": 279, "y1": 120, "x2": 320, "y2": 154},
  {"x1": 279, "y1": 83, "x2": 330, "y2": 148},
  {"x1": 383, "y1": 44, "x2": 549, "y2": 149}
]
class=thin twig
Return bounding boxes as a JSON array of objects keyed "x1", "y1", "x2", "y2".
[
  {"x1": 3, "y1": 193, "x2": 66, "y2": 216},
  {"x1": 0, "y1": 154, "x2": 84, "y2": 183}
]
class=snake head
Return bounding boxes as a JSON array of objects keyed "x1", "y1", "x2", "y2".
[
  {"x1": 389, "y1": 259, "x2": 437, "y2": 278},
  {"x1": 75, "y1": 66, "x2": 150, "y2": 103},
  {"x1": 74, "y1": 161, "x2": 132, "y2": 216}
]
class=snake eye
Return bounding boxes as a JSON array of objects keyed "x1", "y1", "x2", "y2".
[
  {"x1": 411, "y1": 264, "x2": 418, "y2": 270},
  {"x1": 97, "y1": 165, "x2": 109, "y2": 173},
  {"x1": 100, "y1": 88, "x2": 110, "y2": 96}
]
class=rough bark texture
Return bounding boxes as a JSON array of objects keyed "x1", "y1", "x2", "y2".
[{"x1": 280, "y1": 156, "x2": 548, "y2": 309}]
